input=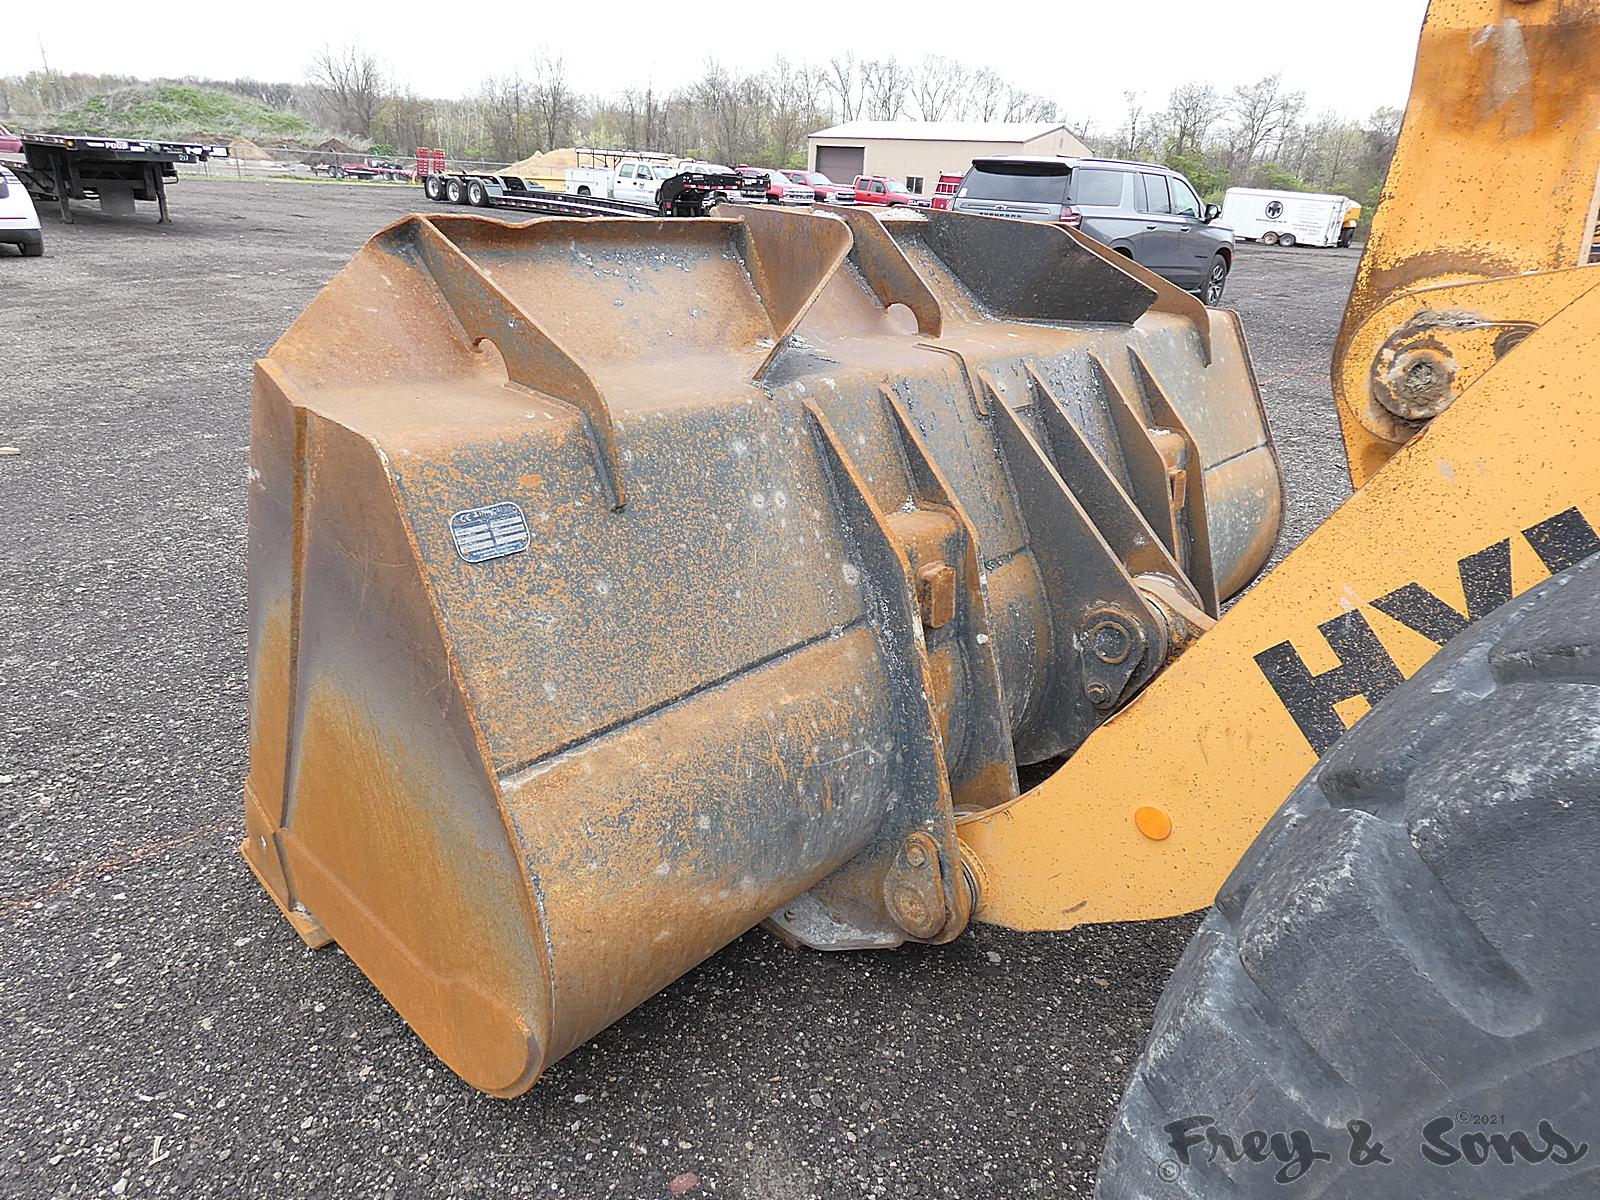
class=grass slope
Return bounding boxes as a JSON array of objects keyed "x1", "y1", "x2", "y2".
[{"x1": 50, "y1": 84, "x2": 313, "y2": 141}]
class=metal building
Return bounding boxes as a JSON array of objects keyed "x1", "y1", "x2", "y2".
[{"x1": 806, "y1": 121, "x2": 1093, "y2": 197}]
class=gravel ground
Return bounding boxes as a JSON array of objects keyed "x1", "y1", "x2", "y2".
[{"x1": 1, "y1": 180, "x2": 1358, "y2": 1199}]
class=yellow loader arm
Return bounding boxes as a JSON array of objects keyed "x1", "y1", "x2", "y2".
[
  {"x1": 1334, "y1": 0, "x2": 1600, "y2": 485},
  {"x1": 959, "y1": 0, "x2": 1600, "y2": 928}
]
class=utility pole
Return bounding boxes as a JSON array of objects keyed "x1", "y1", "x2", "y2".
[{"x1": 38, "y1": 36, "x2": 52, "y2": 76}]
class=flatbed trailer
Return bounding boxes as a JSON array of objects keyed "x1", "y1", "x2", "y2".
[
  {"x1": 4, "y1": 134, "x2": 226, "y2": 224},
  {"x1": 421, "y1": 165, "x2": 750, "y2": 218}
]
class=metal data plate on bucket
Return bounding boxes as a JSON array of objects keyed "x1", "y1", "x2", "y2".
[{"x1": 449, "y1": 502, "x2": 530, "y2": 563}]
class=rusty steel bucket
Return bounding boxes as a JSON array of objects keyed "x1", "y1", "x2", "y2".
[{"x1": 241, "y1": 204, "x2": 1281, "y2": 1095}]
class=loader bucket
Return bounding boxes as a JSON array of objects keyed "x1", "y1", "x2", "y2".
[{"x1": 242, "y1": 205, "x2": 1281, "y2": 1095}]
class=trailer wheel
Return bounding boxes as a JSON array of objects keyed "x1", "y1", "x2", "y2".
[
  {"x1": 445, "y1": 178, "x2": 464, "y2": 205},
  {"x1": 1278, "y1": 232, "x2": 1297, "y2": 247},
  {"x1": 1261, "y1": 231, "x2": 1280, "y2": 245},
  {"x1": 466, "y1": 180, "x2": 488, "y2": 207},
  {"x1": 1097, "y1": 554, "x2": 1600, "y2": 1199},
  {"x1": 424, "y1": 176, "x2": 444, "y2": 202}
]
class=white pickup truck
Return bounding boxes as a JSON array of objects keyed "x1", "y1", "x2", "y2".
[{"x1": 565, "y1": 158, "x2": 682, "y2": 204}]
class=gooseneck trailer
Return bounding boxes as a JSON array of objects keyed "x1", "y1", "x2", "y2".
[{"x1": 421, "y1": 160, "x2": 753, "y2": 219}]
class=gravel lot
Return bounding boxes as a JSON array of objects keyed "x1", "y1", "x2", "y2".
[{"x1": 1, "y1": 180, "x2": 1358, "y2": 1199}]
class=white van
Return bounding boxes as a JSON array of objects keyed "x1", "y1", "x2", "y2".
[{"x1": 1221, "y1": 188, "x2": 1359, "y2": 248}]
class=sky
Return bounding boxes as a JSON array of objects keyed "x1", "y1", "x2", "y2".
[{"x1": 7, "y1": 0, "x2": 1430, "y2": 133}]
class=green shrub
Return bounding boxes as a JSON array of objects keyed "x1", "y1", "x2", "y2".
[{"x1": 1251, "y1": 162, "x2": 1309, "y2": 192}]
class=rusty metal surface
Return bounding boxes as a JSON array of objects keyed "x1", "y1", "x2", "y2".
[
  {"x1": 1333, "y1": 0, "x2": 1600, "y2": 485},
  {"x1": 243, "y1": 204, "x2": 1278, "y2": 1093}
]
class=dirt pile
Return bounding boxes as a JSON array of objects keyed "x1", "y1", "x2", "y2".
[
  {"x1": 504, "y1": 147, "x2": 580, "y2": 176},
  {"x1": 228, "y1": 137, "x2": 273, "y2": 161}
]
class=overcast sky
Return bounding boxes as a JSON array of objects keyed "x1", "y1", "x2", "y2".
[{"x1": 9, "y1": 0, "x2": 1429, "y2": 132}]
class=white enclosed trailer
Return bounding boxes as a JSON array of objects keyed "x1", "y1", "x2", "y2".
[{"x1": 1221, "y1": 188, "x2": 1359, "y2": 248}]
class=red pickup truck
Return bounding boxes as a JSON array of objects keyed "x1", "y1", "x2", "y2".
[
  {"x1": 852, "y1": 175, "x2": 920, "y2": 206},
  {"x1": 782, "y1": 170, "x2": 855, "y2": 204},
  {"x1": 0, "y1": 123, "x2": 23, "y2": 155}
]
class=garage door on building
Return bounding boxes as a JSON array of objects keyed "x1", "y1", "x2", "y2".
[{"x1": 816, "y1": 145, "x2": 865, "y2": 182}]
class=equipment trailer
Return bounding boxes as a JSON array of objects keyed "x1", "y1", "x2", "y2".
[
  {"x1": 4, "y1": 134, "x2": 226, "y2": 224},
  {"x1": 421, "y1": 163, "x2": 750, "y2": 218}
]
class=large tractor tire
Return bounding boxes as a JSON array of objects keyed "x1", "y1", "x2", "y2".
[{"x1": 1097, "y1": 553, "x2": 1600, "y2": 1198}]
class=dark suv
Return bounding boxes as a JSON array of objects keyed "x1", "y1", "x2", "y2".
[{"x1": 950, "y1": 156, "x2": 1233, "y2": 304}]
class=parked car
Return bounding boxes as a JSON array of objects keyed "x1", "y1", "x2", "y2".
[
  {"x1": 852, "y1": 175, "x2": 919, "y2": 206},
  {"x1": 0, "y1": 123, "x2": 22, "y2": 156},
  {"x1": 738, "y1": 167, "x2": 815, "y2": 205},
  {"x1": 0, "y1": 166, "x2": 43, "y2": 257},
  {"x1": 782, "y1": 170, "x2": 855, "y2": 204},
  {"x1": 950, "y1": 156, "x2": 1234, "y2": 304}
]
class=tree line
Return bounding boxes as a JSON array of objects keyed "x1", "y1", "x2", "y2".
[
  {"x1": 1, "y1": 49, "x2": 1400, "y2": 205},
  {"x1": 1107, "y1": 77, "x2": 1401, "y2": 208},
  {"x1": 303, "y1": 44, "x2": 1064, "y2": 168}
]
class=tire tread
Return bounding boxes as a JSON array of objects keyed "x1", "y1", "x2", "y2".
[{"x1": 1097, "y1": 555, "x2": 1600, "y2": 1199}]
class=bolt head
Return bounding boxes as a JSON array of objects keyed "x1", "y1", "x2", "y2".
[
  {"x1": 1377, "y1": 345, "x2": 1458, "y2": 421},
  {"x1": 1089, "y1": 619, "x2": 1133, "y2": 665}
]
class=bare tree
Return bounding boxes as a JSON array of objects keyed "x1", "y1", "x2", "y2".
[
  {"x1": 1223, "y1": 74, "x2": 1304, "y2": 170},
  {"x1": 529, "y1": 51, "x2": 574, "y2": 150},
  {"x1": 824, "y1": 54, "x2": 861, "y2": 122},
  {"x1": 767, "y1": 57, "x2": 828, "y2": 165},
  {"x1": 1269, "y1": 89, "x2": 1306, "y2": 163},
  {"x1": 1360, "y1": 106, "x2": 1402, "y2": 173},
  {"x1": 375, "y1": 90, "x2": 435, "y2": 157},
  {"x1": 616, "y1": 86, "x2": 661, "y2": 153},
  {"x1": 1357, "y1": 105, "x2": 1403, "y2": 200},
  {"x1": 1116, "y1": 91, "x2": 1149, "y2": 160},
  {"x1": 964, "y1": 68, "x2": 1005, "y2": 122},
  {"x1": 480, "y1": 73, "x2": 528, "y2": 160},
  {"x1": 1002, "y1": 87, "x2": 1058, "y2": 123},
  {"x1": 912, "y1": 56, "x2": 965, "y2": 122},
  {"x1": 305, "y1": 43, "x2": 387, "y2": 138},
  {"x1": 1163, "y1": 83, "x2": 1222, "y2": 157},
  {"x1": 1299, "y1": 112, "x2": 1362, "y2": 190},
  {"x1": 692, "y1": 61, "x2": 768, "y2": 165},
  {"x1": 214, "y1": 77, "x2": 298, "y2": 110},
  {"x1": 860, "y1": 57, "x2": 911, "y2": 121}
]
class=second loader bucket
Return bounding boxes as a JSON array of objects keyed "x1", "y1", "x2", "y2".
[{"x1": 242, "y1": 205, "x2": 1281, "y2": 1095}]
